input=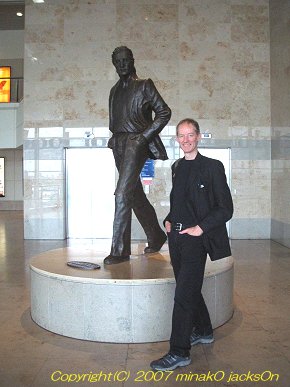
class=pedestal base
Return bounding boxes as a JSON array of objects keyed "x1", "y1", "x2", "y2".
[{"x1": 30, "y1": 242, "x2": 234, "y2": 343}]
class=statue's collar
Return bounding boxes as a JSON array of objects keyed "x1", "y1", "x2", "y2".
[{"x1": 119, "y1": 74, "x2": 138, "y2": 88}]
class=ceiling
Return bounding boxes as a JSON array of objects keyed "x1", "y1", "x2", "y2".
[{"x1": 0, "y1": 1, "x2": 25, "y2": 30}]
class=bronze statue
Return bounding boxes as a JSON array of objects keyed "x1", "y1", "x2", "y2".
[{"x1": 104, "y1": 46, "x2": 171, "y2": 265}]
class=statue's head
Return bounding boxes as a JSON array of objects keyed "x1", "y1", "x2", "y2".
[{"x1": 112, "y1": 46, "x2": 136, "y2": 77}]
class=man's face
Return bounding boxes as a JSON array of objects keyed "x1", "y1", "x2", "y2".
[
  {"x1": 176, "y1": 122, "x2": 201, "y2": 155},
  {"x1": 113, "y1": 50, "x2": 134, "y2": 77}
]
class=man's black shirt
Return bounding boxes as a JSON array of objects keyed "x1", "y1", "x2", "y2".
[{"x1": 171, "y1": 158, "x2": 198, "y2": 226}]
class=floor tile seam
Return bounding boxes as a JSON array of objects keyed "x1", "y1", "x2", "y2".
[
  {"x1": 123, "y1": 343, "x2": 130, "y2": 387},
  {"x1": 201, "y1": 344, "x2": 214, "y2": 366},
  {"x1": 229, "y1": 296, "x2": 265, "y2": 332},
  {"x1": 27, "y1": 356, "x2": 49, "y2": 387}
]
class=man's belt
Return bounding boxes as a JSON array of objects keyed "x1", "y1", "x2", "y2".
[{"x1": 172, "y1": 222, "x2": 193, "y2": 231}]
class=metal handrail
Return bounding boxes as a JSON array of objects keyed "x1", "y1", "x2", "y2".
[{"x1": 0, "y1": 77, "x2": 23, "y2": 79}]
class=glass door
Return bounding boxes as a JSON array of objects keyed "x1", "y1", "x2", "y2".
[{"x1": 66, "y1": 148, "x2": 115, "y2": 238}]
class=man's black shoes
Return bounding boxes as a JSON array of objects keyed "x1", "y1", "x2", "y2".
[
  {"x1": 190, "y1": 332, "x2": 214, "y2": 346},
  {"x1": 150, "y1": 352, "x2": 191, "y2": 371}
]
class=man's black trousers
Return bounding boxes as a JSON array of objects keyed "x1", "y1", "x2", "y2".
[{"x1": 168, "y1": 231, "x2": 213, "y2": 357}]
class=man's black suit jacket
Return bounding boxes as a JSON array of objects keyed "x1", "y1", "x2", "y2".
[{"x1": 165, "y1": 152, "x2": 234, "y2": 261}]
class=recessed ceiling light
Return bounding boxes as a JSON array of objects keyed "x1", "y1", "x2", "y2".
[
  {"x1": 33, "y1": 0, "x2": 45, "y2": 3},
  {"x1": 16, "y1": 12, "x2": 23, "y2": 17}
]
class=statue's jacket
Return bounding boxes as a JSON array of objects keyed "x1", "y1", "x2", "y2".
[{"x1": 109, "y1": 78, "x2": 171, "y2": 160}]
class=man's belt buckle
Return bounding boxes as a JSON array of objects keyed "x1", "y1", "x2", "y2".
[{"x1": 174, "y1": 222, "x2": 182, "y2": 231}]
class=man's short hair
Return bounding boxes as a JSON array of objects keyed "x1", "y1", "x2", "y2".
[
  {"x1": 112, "y1": 46, "x2": 134, "y2": 62},
  {"x1": 176, "y1": 118, "x2": 200, "y2": 135}
]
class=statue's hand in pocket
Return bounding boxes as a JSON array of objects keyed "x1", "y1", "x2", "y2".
[{"x1": 129, "y1": 133, "x2": 148, "y2": 147}]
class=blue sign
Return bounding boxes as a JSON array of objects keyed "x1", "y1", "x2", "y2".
[{"x1": 141, "y1": 159, "x2": 154, "y2": 178}]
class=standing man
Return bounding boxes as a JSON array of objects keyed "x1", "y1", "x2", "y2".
[
  {"x1": 150, "y1": 118, "x2": 233, "y2": 371},
  {"x1": 104, "y1": 46, "x2": 171, "y2": 265}
]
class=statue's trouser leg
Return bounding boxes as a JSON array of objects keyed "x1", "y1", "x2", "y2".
[
  {"x1": 132, "y1": 182, "x2": 166, "y2": 247},
  {"x1": 110, "y1": 135, "x2": 148, "y2": 257}
]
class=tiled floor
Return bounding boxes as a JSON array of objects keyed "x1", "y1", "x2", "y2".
[{"x1": 0, "y1": 211, "x2": 290, "y2": 387}]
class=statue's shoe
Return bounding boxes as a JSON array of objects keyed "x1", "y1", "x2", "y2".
[
  {"x1": 144, "y1": 232, "x2": 167, "y2": 254},
  {"x1": 103, "y1": 255, "x2": 130, "y2": 265}
]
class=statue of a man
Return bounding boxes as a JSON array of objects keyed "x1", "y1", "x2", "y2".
[{"x1": 104, "y1": 46, "x2": 171, "y2": 265}]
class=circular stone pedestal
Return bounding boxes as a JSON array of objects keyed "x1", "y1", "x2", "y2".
[{"x1": 30, "y1": 243, "x2": 234, "y2": 343}]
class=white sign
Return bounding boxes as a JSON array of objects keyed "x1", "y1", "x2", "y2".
[{"x1": 0, "y1": 157, "x2": 4, "y2": 197}]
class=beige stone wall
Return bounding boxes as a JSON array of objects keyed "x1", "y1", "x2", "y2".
[
  {"x1": 270, "y1": 0, "x2": 290, "y2": 247},
  {"x1": 23, "y1": 0, "x2": 271, "y2": 239}
]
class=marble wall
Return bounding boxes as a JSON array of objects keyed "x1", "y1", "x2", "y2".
[
  {"x1": 270, "y1": 0, "x2": 290, "y2": 248},
  {"x1": 23, "y1": 0, "x2": 271, "y2": 239}
]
